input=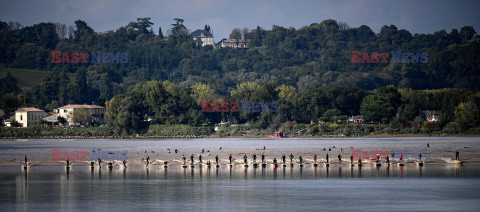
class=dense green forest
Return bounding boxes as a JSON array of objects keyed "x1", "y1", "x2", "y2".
[{"x1": 0, "y1": 18, "x2": 479, "y2": 135}]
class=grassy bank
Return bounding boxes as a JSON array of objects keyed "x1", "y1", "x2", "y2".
[{"x1": 1, "y1": 123, "x2": 479, "y2": 139}]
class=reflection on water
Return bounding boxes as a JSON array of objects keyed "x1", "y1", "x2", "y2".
[
  {"x1": 1, "y1": 164, "x2": 480, "y2": 211},
  {"x1": 3, "y1": 163, "x2": 480, "y2": 181}
]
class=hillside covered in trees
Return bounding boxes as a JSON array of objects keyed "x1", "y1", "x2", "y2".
[{"x1": 0, "y1": 18, "x2": 479, "y2": 136}]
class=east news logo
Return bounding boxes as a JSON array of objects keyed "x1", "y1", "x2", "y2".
[
  {"x1": 351, "y1": 51, "x2": 428, "y2": 64},
  {"x1": 51, "y1": 51, "x2": 128, "y2": 64}
]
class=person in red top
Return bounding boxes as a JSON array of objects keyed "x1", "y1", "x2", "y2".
[
  {"x1": 313, "y1": 154, "x2": 317, "y2": 163},
  {"x1": 400, "y1": 153, "x2": 403, "y2": 161}
]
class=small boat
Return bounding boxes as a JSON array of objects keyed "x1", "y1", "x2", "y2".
[{"x1": 268, "y1": 132, "x2": 284, "y2": 138}]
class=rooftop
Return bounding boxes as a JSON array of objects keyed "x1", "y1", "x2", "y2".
[
  {"x1": 16, "y1": 107, "x2": 44, "y2": 112},
  {"x1": 58, "y1": 104, "x2": 105, "y2": 109},
  {"x1": 191, "y1": 29, "x2": 213, "y2": 38}
]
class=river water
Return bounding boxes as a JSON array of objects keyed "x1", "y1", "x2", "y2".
[{"x1": 1, "y1": 137, "x2": 480, "y2": 211}]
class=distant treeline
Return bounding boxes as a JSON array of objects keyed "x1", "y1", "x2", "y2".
[{"x1": 0, "y1": 18, "x2": 479, "y2": 134}]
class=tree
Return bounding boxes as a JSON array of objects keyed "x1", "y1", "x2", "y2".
[
  {"x1": 106, "y1": 94, "x2": 144, "y2": 134},
  {"x1": 204, "y1": 25, "x2": 211, "y2": 32},
  {"x1": 73, "y1": 20, "x2": 94, "y2": 42},
  {"x1": 1, "y1": 93, "x2": 22, "y2": 114},
  {"x1": 460, "y1": 26, "x2": 476, "y2": 42},
  {"x1": 360, "y1": 95, "x2": 396, "y2": 123},
  {"x1": 190, "y1": 83, "x2": 216, "y2": 104},
  {"x1": 69, "y1": 107, "x2": 92, "y2": 125},
  {"x1": 321, "y1": 109, "x2": 341, "y2": 122},
  {"x1": 229, "y1": 28, "x2": 242, "y2": 40},
  {"x1": 136, "y1": 17, "x2": 154, "y2": 35},
  {"x1": 171, "y1": 18, "x2": 189, "y2": 35},
  {"x1": 158, "y1": 27, "x2": 164, "y2": 38},
  {"x1": 242, "y1": 28, "x2": 249, "y2": 39},
  {"x1": 0, "y1": 72, "x2": 20, "y2": 98},
  {"x1": 454, "y1": 94, "x2": 480, "y2": 130}
]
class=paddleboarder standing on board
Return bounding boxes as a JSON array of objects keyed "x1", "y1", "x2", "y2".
[
  {"x1": 338, "y1": 154, "x2": 342, "y2": 163},
  {"x1": 455, "y1": 150, "x2": 459, "y2": 160},
  {"x1": 386, "y1": 155, "x2": 390, "y2": 163},
  {"x1": 253, "y1": 154, "x2": 257, "y2": 163},
  {"x1": 399, "y1": 153, "x2": 403, "y2": 161},
  {"x1": 326, "y1": 153, "x2": 329, "y2": 163},
  {"x1": 183, "y1": 155, "x2": 186, "y2": 164},
  {"x1": 350, "y1": 155, "x2": 353, "y2": 164},
  {"x1": 299, "y1": 156, "x2": 303, "y2": 164},
  {"x1": 190, "y1": 154, "x2": 194, "y2": 164},
  {"x1": 199, "y1": 155, "x2": 203, "y2": 164},
  {"x1": 314, "y1": 154, "x2": 317, "y2": 163},
  {"x1": 215, "y1": 155, "x2": 219, "y2": 165},
  {"x1": 261, "y1": 154, "x2": 265, "y2": 163},
  {"x1": 229, "y1": 154, "x2": 233, "y2": 164},
  {"x1": 289, "y1": 153, "x2": 294, "y2": 163},
  {"x1": 243, "y1": 154, "x2": 248, "y2": 164},
  {"x1": 282, "y1": 155, "x2": 286, "y2": 164},
  {"x1": 24, "y1": 155, "x2": 27, "y2": 166},
  {"x1": 146, "y1": 156, "x2": 150, "y2": 165}
]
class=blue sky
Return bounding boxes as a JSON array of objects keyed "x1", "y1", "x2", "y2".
[{"x1": 1, "y1": 0, "x2": 479, "y2": 42}]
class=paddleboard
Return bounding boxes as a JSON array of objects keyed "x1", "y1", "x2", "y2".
[{"x1": 313, "y1": 163, "x2": 318, "y2": 167}]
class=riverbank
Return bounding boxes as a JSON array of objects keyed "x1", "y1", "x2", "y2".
[{"x1": 1, "y1": 124, "x2": 479, "y2": 139}]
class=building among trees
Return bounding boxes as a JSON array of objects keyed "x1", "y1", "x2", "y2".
[
  {"x1": 15, "y1": 107, "x2": 48, "y2": 127},
  {"x1": 191, "y1": 28, "x2": 214, "y2": 47},
  {"x1": 55, "y1": 104, "x2": 106, "y2": 126},
  {"x1": 218, "y1": 39, "x2": 251, "y2": 48}
]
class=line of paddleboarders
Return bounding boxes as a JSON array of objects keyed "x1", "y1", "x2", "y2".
[
  {"x1": 21, "y1": 150, "x2": 461, "y2": 168},
  {"x1": 175, "y1": 150, "x2": 442, "y2": 167}
]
